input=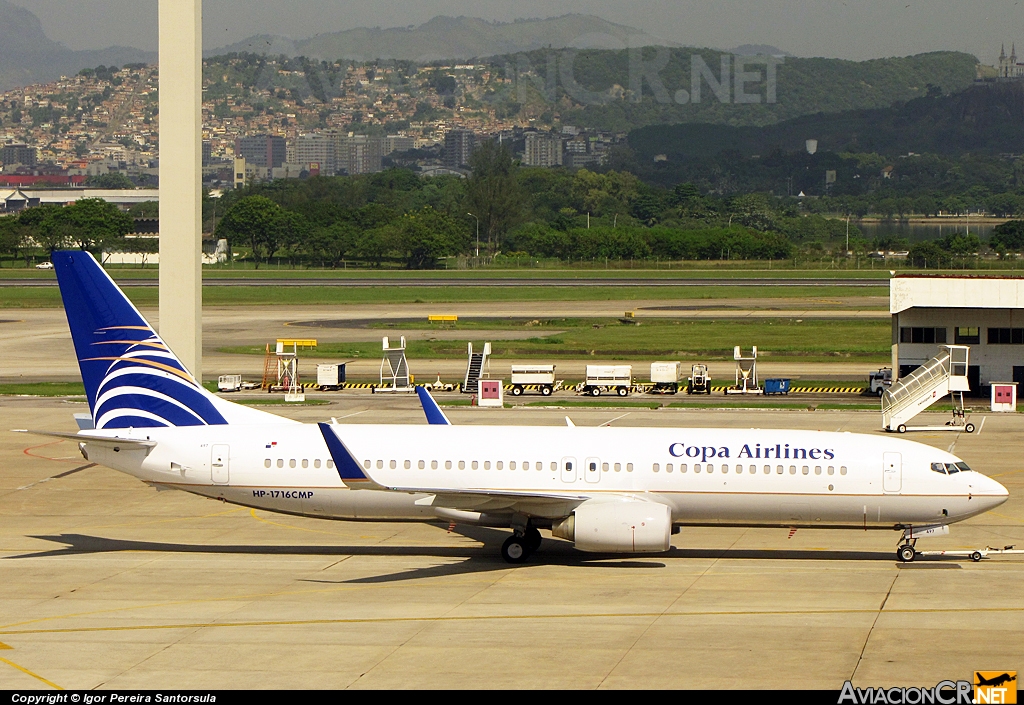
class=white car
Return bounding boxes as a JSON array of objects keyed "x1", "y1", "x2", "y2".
[{"x1": 35, "y1": 261, "x2": 54, "y2": 270}]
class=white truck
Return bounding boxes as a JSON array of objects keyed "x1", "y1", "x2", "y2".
[
  {"x1": 650, "y1": 361, "x2": 682, "y2": 394},
  {"x1": 582, "y1": 365, "x2": 632, "y2": 397},
  {"x1": 316, "y1": 363, "x2": 346, "y2": 391},
  {"x1": 217, "y1": 374, "x2": 242, "y2": 392},
  {"x1": 869, "y1": 367, "x2": 892, "y2": 396},
  {"x1": 510, "y1": 364, "x2": 557, "y2": 396}
]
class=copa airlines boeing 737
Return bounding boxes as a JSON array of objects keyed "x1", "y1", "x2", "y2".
[{"x1": 21, "y1": 251, "x2": 1009, "y2": 563}]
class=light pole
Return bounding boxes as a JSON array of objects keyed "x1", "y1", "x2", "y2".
[{"x1": 467, "y1": 212, "x2": 479, "y2": 258}]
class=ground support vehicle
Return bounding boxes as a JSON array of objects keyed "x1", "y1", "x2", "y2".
[
  {"x1": 687, "y1": 364, "x2": 712, "y2": 394},
  {"x1": 650, "y1": 362, "x2": 682, "y2": 394},
  {"x1": 580, "y1": 365, "x2": 632, "y2": 397},
  {"x1": 510, "y1": 365, "x2": 558, "y2": 397}
]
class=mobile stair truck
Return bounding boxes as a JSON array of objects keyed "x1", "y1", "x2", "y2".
[
  {"x1": 582, "y1": 365, "x2": 632, "y2": 397},
  {"x1": 650, "y1": 362, "x2": 683, "y2": 394},
  {"x1": 882, "y1": 345, "x2": 975, "y2": 434},
  {"x1": 509, "y1": 364, "x2": 559, "y2": 396}
]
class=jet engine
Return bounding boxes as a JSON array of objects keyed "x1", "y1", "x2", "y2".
[{"x1": 552, "y1": 499, "x2": 672, "y2": 553}]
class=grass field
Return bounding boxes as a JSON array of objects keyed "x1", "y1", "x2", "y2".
[
  {"x1": 0, "y1": 284, "x2": 887, "y2": 308},
  {"x1": 0, "y1": 382, "x2": 86, "y2": 396},
  {"x1": 222, "y1": 317, "x2": 891, "y2": 362}
]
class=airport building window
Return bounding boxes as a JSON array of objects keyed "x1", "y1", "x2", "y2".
[
  {"x1": 627, "y1": 463, "x2": 634, "y2": 472},
  {"x1": 653, "y1": 463, "x2": 660, "y2": 472},
  {"x1": 955, "y1": 327, "x2": 980, "y2": 345},
  {"x1": 264, "y1": 459, "x2": 271, "y2": 468},
  {"x1": 390, "y1": 460, "x2": 396, "y2": 469},
  {"x1": 900, "y1": 327, "x2": 947, "y2": 344},
  {"x1": 987, "y1": 328, "x2": 1024, "y2": 344},
  {"x1": 840, "y1": 466, "x2": 848, "y2": 475},
  {"x1": 431, "y1": 460, "x2": 438, "y2": 469},
  {"x1": 277, "y1": 459, "x2": 284, "y2": 468},
  {"x1": 327, "y1": 460, "x2": 334, "y2": 469},
  {"x1": 290, "y1": 459, "x2": 296, "y2": 469},
  {"x1": 314, "y1": 459, "x2": 321, "y2": 469}
]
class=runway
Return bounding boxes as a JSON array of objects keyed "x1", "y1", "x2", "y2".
[{"x1": 0, "y1": 398, "x2": 1021, "y2": 689}]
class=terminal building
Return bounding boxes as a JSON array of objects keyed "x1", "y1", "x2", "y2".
[{"x1": 891, "y1": 275, "x2": 1024, "y2": 393}]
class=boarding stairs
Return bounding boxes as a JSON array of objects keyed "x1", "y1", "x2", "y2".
[
  {"x1": 882, "y1": 345, "x2": 971, "y2": 432},
  {"x1": 463, "y1": 342, "x2": 491, "y2": 394},
  {"x1": 378, "y1": 336, "x2": 413, "y2": 392}
]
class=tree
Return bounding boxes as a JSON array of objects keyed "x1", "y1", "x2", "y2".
[
  {"x1": 0, "y1": 217, "x2": 29, "y2": 264},
  {"x1": 83, "y1": 173, "x2": 135, "y2": 189},
  {"x1": 465, "y1": 140, "x2": 523, "y2": 251},
  {"x1": 214, "y1": 196, "x2": 287, "y2": 268},
  {"x1": 990, "y1": 220, "x2": 1024, "y2": 251},
  {"x1": 308, "y1": 222, "x2": 359, "y2": 268},
  {"x1": 38, "y1": 199, "x2": 134, "y2": 255},
  {"x1": 392, "y1": 206, "x2": 470, "y2": 269}
]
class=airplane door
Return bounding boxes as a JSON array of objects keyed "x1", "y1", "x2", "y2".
[
  {"x1": 584, "y1": 457, "x2": 601, "y2": 484},
  {"x1": 882, "y1": 452, "x2": 901, "y2": 493},
  {"x1": 561, "y1": 457, "x2": 577, "y2": 483},
  {"x1": 211, "y1": 445, "x2": 230, "y2": 484}
]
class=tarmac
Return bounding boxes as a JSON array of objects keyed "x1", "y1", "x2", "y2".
[{"x1": 1, "y1": 395, "x2": 1021, "y2": 690}]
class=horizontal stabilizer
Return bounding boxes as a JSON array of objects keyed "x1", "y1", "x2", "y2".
[{"x1": 13, "y1": 429, "x2": 157, "y2": 450}]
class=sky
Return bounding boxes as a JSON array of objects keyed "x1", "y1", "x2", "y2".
[{"x1": 8, "y1": 0, "x2": 1022, "y2": 63}]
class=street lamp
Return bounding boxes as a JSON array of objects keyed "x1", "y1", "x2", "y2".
[{"x1": 467, "y1": 212, "x2": 479, "y2": 258}]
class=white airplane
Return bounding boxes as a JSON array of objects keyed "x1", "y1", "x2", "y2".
[{"x1": 21, "y1": 251, "x2": 1009, "y2": 564}]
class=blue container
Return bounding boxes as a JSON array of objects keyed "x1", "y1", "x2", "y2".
[{"x1": 764, "y1": 378, "x2": 791, "y2": 395}]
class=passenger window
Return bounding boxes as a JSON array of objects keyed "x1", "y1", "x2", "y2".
[
  {"x1": 510, "y1": 461, "x2": 516, "y2": 470},
  {"x1": 840, "y1": 466, "x2": 847, "y2": 476},
  {"x1": 277, "y1": 459, "x2": 284, "y2": 468},
  {"x1": 418, "y1": 460, "x2": 425, "y2": 469},
  {"x1": 665, "y1": 463, "x2": 673, "y2": 473},
  {"x1": 290, "y1": 459, "x2": 297, "y2": 469},
  {"x1": 302, "y1": 459, "x2": 309, "y2": 469},
  {"x1": 694, "y1": 464, "x2": 702, "y2": 473},
  {"x1": 627, "y1": 463, "x2": 633, "y2": 472},
  {"x1": 264, "y1": 459, "x2": 271, "y2": 468},
  {"x1": 327, "y1": 460, "x2": 334, "y2": 469},
  {"x1": 376, "y1": 460, "x2": 382, "y2": 469},
  {"x1": 404, "y1": 460, "x2": 411, "y2": 469},
  {"x1": 472, "y1": 461, "x2": 478, "y2": 470},
  {"x1": 721, "y1": 465, "x2": 728, "y2": 474},
  {"x1": 801, "y1": 466, "x2": 809, "y2": 475},
  {"x1": 827, "y1": 466, "x2": 834, "y2": 475},
  {"x1": 458, "y1": 460, "x2": 465, "y2": 470},
  {"x1": 764, "y1": 465, "x2": 770, "y2": 474},
  {"x1": 789, "y1": 466, "x2": 796, "y2": 475},
  {"x1": 445, "y1": 460, "x2": 452, "y2": 470},
  {"x1": 602, "y1": 462, "x2": 609, "y2": 472},
  {"x1": 652, "y1": 463, "x2": 660, "y2": 472},
  {"x1": 614, "y1": 463, "x2": 621, "y2": 472},
  {"x1": 750, "y1": 465, "x2": 756, "y2": 474},
  {"x1": 431, "y1": 460, "x2": 438, "y2": 469},
  {"x1": 814, "y1": 466, "x2": 821, "y2": 475},
  {"x1": 777, "y1": 465, "x2": 783, "y2": 474},
  {"x1": 485, "y1": 461, "x2": 491, "y2": 470},
  {"x1": 389, "y1": 460, "x2": 396, "y2": 469},
  {"x1": 314, "y1": 459, "x2": 321, "y2": 469},
  {"x1": 707, "y1": 464, "x2": 714, "y2": 473},
  {"x1": 680, "y1": 464, "x2": 687, "y2": 473},
  {"x1": 550, "y1": 462, "x2": 557, "y2": 471},
  {"x1": 496, "y1": 461, "x2": 503, "y2": 470}
]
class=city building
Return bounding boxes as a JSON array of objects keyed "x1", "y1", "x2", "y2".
[
  {"x1": 443, "y1": 129, "x2": 476, "y2": 168},
  {"x1": 998, "y1": 44, "x2": 1024, "y2": 79},
  {"x1": 337, "y1": 134, "x2": 384, "y2": 175},
  {"x1": 385, "y1": 134, "x2": 416, "y2": 155},
  {"x1": 294, "y1": 133, "x2": 337, "y2": 174},
  {"x1": 234, "y1": 135, "x2": 287, "y2": 169},
  {"x1": 890, "y1": 275, "x2": 1024, "y2": 391},
  {"x1": 1, "y1": 142, "x2": 37, "y2": 170},
  {"x1": 523, "y1": 131, "x2": 563, "y2": 168}
]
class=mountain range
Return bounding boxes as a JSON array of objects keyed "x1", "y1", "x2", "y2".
[
  {"x1": 0, "y1": 0, "x2": 153, "y2": 92},
  {"x1": 208, "y1": 14, "x2": 671, "y2": 62}
]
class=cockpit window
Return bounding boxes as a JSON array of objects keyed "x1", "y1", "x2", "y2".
[
  {"x1": 954, "y1": 462, "x2": 971, "y2": 473},
  {"x1": 931, "y1": 463, "x2": 947, "y2": 474}
]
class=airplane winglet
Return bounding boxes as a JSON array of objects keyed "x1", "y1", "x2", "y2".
[
  {"x1": 317, "y1": 423, "x2": 381, "y2": 488},
  {"x1": 416, "y1": 386, "x2": 452, "y2": 425}
]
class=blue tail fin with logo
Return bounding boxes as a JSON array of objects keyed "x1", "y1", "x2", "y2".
[{"x1": 53, "y1": 251, "x2": 290, "y2": 429}]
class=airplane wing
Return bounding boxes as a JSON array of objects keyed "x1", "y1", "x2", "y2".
[
  {"x1": 416, "y1": 386, "x2": 451, "y2": 425},
  {"x1": 13, "y1": 429, "x2": 157, "y2": 450}
]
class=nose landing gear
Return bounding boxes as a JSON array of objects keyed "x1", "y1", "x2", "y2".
[{"x1": 898, "y1": 542, "x2": 917, "y2": 563}]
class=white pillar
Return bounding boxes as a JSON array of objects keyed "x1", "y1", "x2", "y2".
[{"x1": 159, "y1": 0, "x2": 203, "y2": 378}]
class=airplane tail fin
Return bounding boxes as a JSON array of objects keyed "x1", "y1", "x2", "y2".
[
  {"x1": 416, "y1": 386, "x2": 452, "y2": 425},
  {"x1": 53, "y1": 251, "x2": 291, "y2": 429}
]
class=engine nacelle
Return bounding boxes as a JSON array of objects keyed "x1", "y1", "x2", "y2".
[{"x1": 552, "y1": 499, "x2": 672, "y2": 553}]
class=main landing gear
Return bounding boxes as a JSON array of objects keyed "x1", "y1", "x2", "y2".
[{"x1": 501, "y1": 527, "x2": 542, "y2": 564}]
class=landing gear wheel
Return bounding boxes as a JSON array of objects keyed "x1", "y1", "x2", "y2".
[
  {"x1": 501, "y1": 535, "x2": 529, "y2": 564},
  {"x1": 897, "y1": 424, "x2": 907, "y2": 434},
  {"x1": 877, "y1": 388, "x2": 884, "y2": 397},
  {"x1": 898, "y1": 544, "x2": 917, "y2": 563},
  {"x1": 617, "y1": 386, "x2": 629, "y2": 397},
  {"x1": 590, "y1": 387, "x2": 602, "y2": 397},
  {"x1": 971, "y1": 551, "x2": 983, "y2": 562},
  {"x1": 541, "y1": 386, "x2": 552, "y2": 396},
  {"x1": 511, "y1": 385, "x2": 523, "y2": 396},
  {"x1": 965, "y1": 423, "x2": 975, "y2": 433},
  {"x1": 524, "y1": 527, "x2": 542, "y2": 553}
]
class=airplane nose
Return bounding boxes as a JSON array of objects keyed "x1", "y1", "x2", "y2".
[{"x1": 977, "y1": 476, "x2": 1010, "y2": 510}]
